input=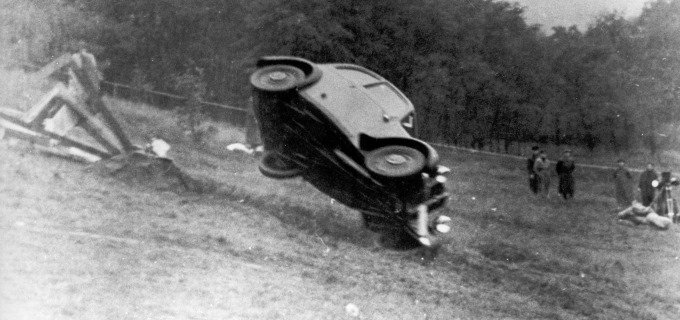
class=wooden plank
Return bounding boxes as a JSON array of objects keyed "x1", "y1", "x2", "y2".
[
  {"x1": 56, "y1": 94, "x2": 124, "y2": 155},
  {"x1": 22, "y1": 84, "x2": 67, "y2": 125},
  {"x1": 86, "y1": 98, "x2": 134, "y2": 152},
  {"x1": 21, "y1": 82, "x2": 122, "y2": 156},
  {"x1": 0, "y1": 119, "x2": 50, "y2": 145},
  {"x1": 0, "y1": 112, "x2": 112, "y2": 158},
  {"x1": 33, "y1": 53, "x2": 74, "y2": 80},
  {"x1": 78, "y1": 51, "x2": 102, "y2": 94},
  {"x1": 70, "y1": 53, "x2": 134, "y2": 152}
]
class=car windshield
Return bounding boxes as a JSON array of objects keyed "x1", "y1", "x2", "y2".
[{"x1": 363, "y1": 82, "x2": 410, "y2": 117}]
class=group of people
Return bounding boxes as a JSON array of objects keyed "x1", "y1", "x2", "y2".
[
  {"x1": 525, "y1": 145, "x2": 676, "y2": 230},
  {"x1": 614, "y1": 162, "x2": 678, "y2": 229},
  {"x1": 526, "y1": 146, "x2": 576, "y2": 200},
  {"x1": 613, "y1": 161, "x2": 658, "y2": 208}
]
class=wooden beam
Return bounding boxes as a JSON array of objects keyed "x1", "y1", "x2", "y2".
[
  {"x1": 22, "y1": 84, "x2": 68, "y2": 125},
  {"x1": 0, "y1": 112, "x2": 112, "y2": 158},
  {"x1": 71, "y1": 53, "x2": 134, "y2": 152},
  {"x1": 57, "y1": 93, "x2": 124, "y2": 155},
  {"x1": 33, "y1": 53, "x2": 74, "y2": 80}
]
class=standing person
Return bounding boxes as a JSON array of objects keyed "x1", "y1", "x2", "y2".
[
  {"x1": 533, "y1": 150, "x2": 550, "y2": 198},
  {"x1": 613, "y1": 159, "x2": 634, "y2": 208},
  {"x1": 526, "y1": 146, "x2": 540, "y2": 194},
  {"x1": 555, "y1": 150, "x2": 576, "y2": 199},
  {"x1": 244, "y1": 97, "x2": 262, "y2": 150},
  {"x1": 638, "y1": 163, "x2": 658, "y2": 206}
]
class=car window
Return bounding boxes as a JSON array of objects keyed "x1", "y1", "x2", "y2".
[{"x1": 363, "y1": 82, "x2": 410, "y2": 116}]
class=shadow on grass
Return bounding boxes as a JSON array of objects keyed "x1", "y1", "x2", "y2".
[{"x1": 202, "y1": 179, "x2": 377, "y2": 248}]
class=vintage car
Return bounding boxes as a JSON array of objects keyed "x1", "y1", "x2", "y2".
[{"x1": 249, "y1": 56, "x2": 450, "y2": 248}]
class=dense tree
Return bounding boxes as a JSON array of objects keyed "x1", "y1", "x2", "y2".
[{"x1": 8, "y1": 0, "x2": 680, "y2": 153}]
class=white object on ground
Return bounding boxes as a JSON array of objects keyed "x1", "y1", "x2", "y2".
[
  {"x1": 151, "y1": 138, "x2": 171, "y2": 157},
  {"x1": 226, "y1": 142, "x2": 254, "y2": 154},
  {"x1": 345, "y1": 303, "x2": 360, "y2": 318}
]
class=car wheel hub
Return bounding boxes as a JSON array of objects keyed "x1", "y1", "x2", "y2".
[
  {"x1": 385, "y1": 154, "x2": 407, "y2": 165},
  {"x1": 268, "y1": 71, "x2": 289, "y2": 82}
]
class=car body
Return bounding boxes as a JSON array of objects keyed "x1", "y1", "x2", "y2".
[{"x1": 250, "y1": 56, "x2": 449, "y2": 247}]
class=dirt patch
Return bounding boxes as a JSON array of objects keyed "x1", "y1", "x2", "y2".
[{"x1": 89, "y1": 152, "x2": 213, "y2": 193}]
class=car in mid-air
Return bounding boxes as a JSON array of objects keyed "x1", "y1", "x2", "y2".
[{"x1": 249, "y1": 56, "x2": 450, "y2": 248}]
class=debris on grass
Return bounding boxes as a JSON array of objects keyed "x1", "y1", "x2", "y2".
[
  {"x1": 89, "y1": 151, "x2": 210, "y2": 194},
  {"x1": 0, "y1": 50, "x2": 135, "y2": 163},
  {"x1": 344, "y1": 303, "x2": 360, "y2": 318},
  {"x1": 226, "y1": 142, "x2": 264, "y2": 155}
]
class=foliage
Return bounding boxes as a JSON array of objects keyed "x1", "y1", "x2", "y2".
[
  {"x1": 6, "y1": 0, "x2": 680, "y2": 154},
  {"x1": 172, "y1": 64, "x2": 210, "y2": 144}
]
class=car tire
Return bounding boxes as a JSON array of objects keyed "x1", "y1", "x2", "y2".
[
  {"x1": 258, "y1": 151, "x2": 302, "y2": 179},
  {"x1": 250, "y1": 65, "x2": 306, "y2": 92},
  {"x1": 365, "y1": 145, "x2": 426, "y2": 179}
]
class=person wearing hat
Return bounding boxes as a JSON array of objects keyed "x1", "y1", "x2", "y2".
[
  {"x1": 613, "y1": 159, "x2": 634, "y2": 208},
  {"x1": 555, "y1": 150, "x2": 576, "y2": 199},
  {"x1": 526, "y1": 146, "x2": 540, "y2": 194}
]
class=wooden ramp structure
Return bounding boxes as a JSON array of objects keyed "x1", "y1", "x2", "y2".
[{"x1": 0, "y1": 50, "x2": 133, "y2": 162}]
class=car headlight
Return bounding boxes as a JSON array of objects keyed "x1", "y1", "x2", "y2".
[{"x1": 436, "y1": 224, "x2": 451, "y2": 234}]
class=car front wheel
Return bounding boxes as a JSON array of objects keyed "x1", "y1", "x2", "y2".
[{"x1": 364, "y1": 145, "x2": 426, "y2": 180}]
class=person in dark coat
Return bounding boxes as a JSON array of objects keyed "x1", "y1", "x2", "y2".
[
  {"x1": 638, "y1": 163, "x2": 658, "y2": 206},
  {"x1": 613, "y1": 159, "x2": 634, "y2": 208},
  {"x1": 245, "y1": 97, "x2": 262, "y2": 149},
  {"x1": 526, "y1": 146, "x2": 540, "y2": 194},
  {"x1": 555, "y1": 150, "x2": 576, "y2": 199}
]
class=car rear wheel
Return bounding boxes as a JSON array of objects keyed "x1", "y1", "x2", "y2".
[
  {"x1": 258, "y1": 151, "x2": 302, "y2": 179},
  {"x1": 365, "y1": 145, "x2": 426, "y2": 179},
  {"x1": 250, "y1": 65, "x2": 305, "y2": 92}
]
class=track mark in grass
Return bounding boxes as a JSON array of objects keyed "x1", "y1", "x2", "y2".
[
  {"x1": 9, "y1": 223, "x2": 141, "y2": 245},
  {"x1": 476, "y1": 241, "x2": 537, "y2": 264},
  {"x1": 7, "y1": 221, "x2": 273, "y2": 273}
]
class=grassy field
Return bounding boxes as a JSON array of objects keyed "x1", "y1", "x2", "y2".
[
  {"x1": 2, "y1": 2, "x2": 679, "y2": 318},
  {"x1": 1, "y1": 94, "x2": 680, "y2": 319}
]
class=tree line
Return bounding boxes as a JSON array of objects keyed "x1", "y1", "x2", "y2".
[{"x1": 9, "y1": 0, "x2": 680, "y2": 154}]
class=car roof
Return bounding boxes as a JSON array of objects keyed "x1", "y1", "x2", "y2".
[{"x1": 300, "y1": 63, "x2": 414, "y2": 146}]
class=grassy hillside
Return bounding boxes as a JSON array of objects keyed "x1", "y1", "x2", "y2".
[{"x1": 2, "y1": 95, "x2": 679, "y2": 319}]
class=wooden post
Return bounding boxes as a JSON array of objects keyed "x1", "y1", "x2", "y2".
[{"x1": 73, "y1": 51, "x2": 134, "y2": 152}]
